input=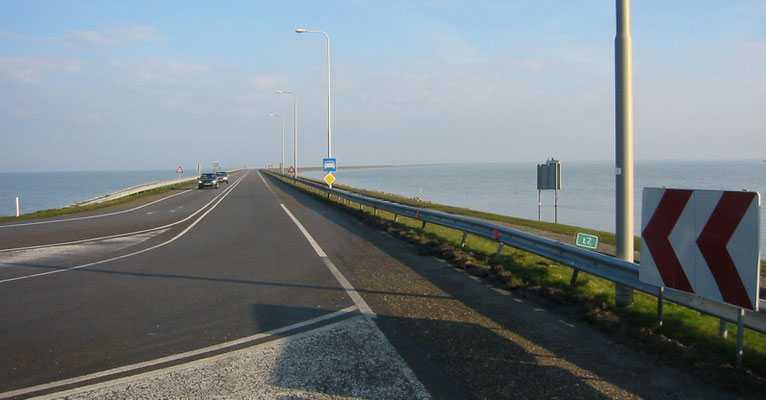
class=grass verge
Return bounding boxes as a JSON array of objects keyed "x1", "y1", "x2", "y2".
[
  {"x1": 269, "y1": 172, "x2": 766, "y2": 396},
  {"x1": 0, "y1": 182, "x2": 194, "y2": 223}
]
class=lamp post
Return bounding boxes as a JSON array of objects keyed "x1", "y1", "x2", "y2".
[
  {"x1": 296, "y1": 28, "x2": 332, "y2": 159},
  {"x1": 615, "y1": 0, "x2": 635, "y2": 307},
  {"x1": 276, "y1": 90, "x2": 298, "y2": 178},
  {"x1": 269, "y1": 113, "x2": 285, "y2": 174}
]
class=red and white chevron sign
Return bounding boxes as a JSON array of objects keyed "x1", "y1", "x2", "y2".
[{"x1": 640, "y1": 188, "x2": 761, "y2": 310}]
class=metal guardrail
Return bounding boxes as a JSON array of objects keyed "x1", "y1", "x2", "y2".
[
  {"x1": 70, "y1": 169, "x2": 244, "y2": 208},
  {"x1": 264, "y1": 171, "x2": 766, "y2": 335},
  {"x1": 71, "y1": 177, "x2": 198, "y2": 207}
]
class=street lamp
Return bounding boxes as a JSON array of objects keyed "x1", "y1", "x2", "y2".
[
  {"x1": 296, "y1": 28, "x2": 332, "y2": 159},
  {"x1": 615, "y1": 0, "x2": 635, "y2": 307},
  {"x1": 269, "y1": 113, "x2": 285, "y2": 174},
  {"x1": 276, "y1": 90, "x2": 298, "y2": 178}
]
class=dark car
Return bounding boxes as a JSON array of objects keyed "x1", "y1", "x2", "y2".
[
  {"x1": 215, "y1": 171, "x2": 229, "y2": 183},
  {"x1": 198, "y1": 173, "x2": 219, "y2": 189}
]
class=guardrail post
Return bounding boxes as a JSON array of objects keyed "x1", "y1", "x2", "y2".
[
  {"x1": 570, "y1": 269, "x2": 580, "y2": 286},
  {"x1": 495, "y1": 243, "x2": 505, "y2": 256},
  {"x1": 394, "y1": 213, "x2": 399, "y2": 222},
  {"x1": 736, "y1": 308, "x2": 745, "y2": 365},
  {"x1": 420, "y1": 220, "x2": 427, "y2": 230},
  {"x1": 657, "y1": 287, "x2": 664, "y2": 327},
  {"x1": 15, "y1": 197, "x2": 20, "y2": 217},
  {"x1": 460, "y1": 231, "x2": 468, "y2": 247},
  {"x1": 373, "y1": 205, "x2": 377, "y2": 216},
  {"x1": 719, "y1": 319, "x2": 729, "y2": 338}
]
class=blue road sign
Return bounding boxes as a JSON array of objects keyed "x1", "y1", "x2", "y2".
[{"x1": 323, "y1": 158, "x2": 337, "y2": 172}]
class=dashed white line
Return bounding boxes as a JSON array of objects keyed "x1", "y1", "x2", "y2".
[
  {"x1": 0, "y1": 172, "x2": 249, "y2": 284},
  {"x1": 0, "y1": 187, "x2": 192, "y2": 229},
  {"x1": 0, "y1": 173, "x2": 247, "y2": 254}
]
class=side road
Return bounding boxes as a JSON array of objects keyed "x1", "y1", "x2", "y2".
[{"x1": 265, "y1": 174, "x2": 744, "y2": 399}]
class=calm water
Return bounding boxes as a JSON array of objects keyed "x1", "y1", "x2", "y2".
[
  {"x1": 306, "y1": 161, "x2": 766, "y2": 253},
  {"x1": 0, "y1": 170, "x2": 198, "y2": 216}
]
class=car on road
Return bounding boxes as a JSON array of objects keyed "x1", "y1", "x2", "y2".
[
  {"x1": 216, "y1": 171, "x2": 229, "y2": 184},
  {"x1": 198, "y1": 172, "x2": 219, "y2": 189}
]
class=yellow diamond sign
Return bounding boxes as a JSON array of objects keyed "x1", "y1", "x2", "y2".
[{"x1": 323, "y1": 172, "x2": 336, "y2": 187}]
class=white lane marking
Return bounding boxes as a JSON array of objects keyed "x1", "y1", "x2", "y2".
[
  {"x1": 0, "y1": 306, "x2": 359, "y2": 400},
  {"x1": 280, "y1": 205, "x2": 327, "y2": 258},
  {"x1": 0, "y1": 188, "x2": 192, "y2": 229},
  {"x1": 0, "y1": 172, "x2": 249, "y2": 284},
  {"x1": 280, "y1": 204, "x2": 374, "y2": 318},
  {"x1": 0, "y1": 172, "x2": 248, "y2": 254}
]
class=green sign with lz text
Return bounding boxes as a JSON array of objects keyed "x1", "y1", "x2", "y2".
[{"x1": 575, "y1": 232, "x2": 599, "y2": 249}]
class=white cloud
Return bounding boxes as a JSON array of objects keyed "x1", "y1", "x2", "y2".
[
  {"x1": 110, "y1": 58, "x2": 210, "y2": 85},
  {"x1": 65, "y1": 25, "x2": 162, "y2": 46},
  {"x1": 505, "y1": 58, "x2": 547, "y2": 71},
  {"x1": 0, "y1": 56, "x2": 82, "y2": 83},
  {"x1": 246, "y1": 74, "x2": 287, "y2": 90}
]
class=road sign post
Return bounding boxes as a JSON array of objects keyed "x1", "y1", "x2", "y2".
[{"x1": 536, "y1": 158, "x2": 561, "y2": 223}]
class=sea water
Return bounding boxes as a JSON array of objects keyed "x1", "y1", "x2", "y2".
[
  {"x1": 0, "y1": 170, "x2": 198, "y2": 216},
  {"x1": 305, "y1": 160, "x2": 766, "y2": 253}
]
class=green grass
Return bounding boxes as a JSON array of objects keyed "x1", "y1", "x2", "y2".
[
  {"x1": 269, "y1": 171, "x2": 766, "y2": 391},
  {"x1": 0, "y1": 181, "x2": 194, "y2": 223}
]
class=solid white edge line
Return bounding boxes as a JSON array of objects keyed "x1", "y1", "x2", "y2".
[
  {"x1": 0, "y1": 172, "x2": 249, "y2": 284},
  {"x1": 280, "y1": 204, "x2": 328, "y2": 258},
  {"x1": 0, "y1": 172, "x2": 248, "y2": 254},
  {"x1": 0, "y1": 306, "x2": 359, "y2": 400},
  {"x1": 279, "y1": 204, "x2": 375, "y2": 318},
  {"x1": 257, "y1": 169, "x2": 278, "y2": 197}
]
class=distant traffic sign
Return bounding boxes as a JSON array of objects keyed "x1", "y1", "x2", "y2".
[
  {"x1": 575, "y1": 233, "x2": 599, "y2": 249},
  {"x1": 176, "y1": 166, "x2": 184, "y2": 174},
  {"x1": 323, "y1": 158, "x2": 337, "y2": 172},
  {"x1": 288, "y1": 166, "x2": 295, "y2": 174},
  {"x1": 323, "y1": 172, "x2": 336, "y2": 187}
]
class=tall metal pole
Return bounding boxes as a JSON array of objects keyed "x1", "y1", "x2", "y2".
[
  {"x1": 296, "y1": 29, "x2": 332, "y2": 159},
  {"x1": 277, "y1": 90, "x2": 298, "y2": 178},
  {"x1": 269, "y1": 113, "x2": 285, "y2": 174},
  {"x1": 615, "y1": 0, "x2": 635, "y2": 307},
  {"x1": 281, "y1": 116, "x2": 285, "y2": 174}
]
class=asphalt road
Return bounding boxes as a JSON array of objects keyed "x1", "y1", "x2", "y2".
[{"x1": 0, "y1": 169, "x2": 748, "y2": 399}]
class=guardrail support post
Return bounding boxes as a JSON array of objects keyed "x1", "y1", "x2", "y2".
[
  {"x1": 460, "y1": 231, "x2": 468, "y2": 247},
  {"x1": 394, "y1": 213, "x2": 399, "y2": 222},
  {"x1": 719, "y1": 319, "x2": 729, "y2": 338},
  {"x1": 495, "y1": 243, "x2": 505, "y2": 256},
  {"x1": 657, "y1": 287, "x2": 664, "y2": 327},
  {"x1": 736, "y1": 308, "x2": 745, "y2": 365},
  {"x1": 15, "y1": 196, "x2": 20, "y2": 217},
  {"x1": 360, "y1": 203, "x2": 363, "y2": 211},
  {"x1": 570, "y1": 269, "x2": 580, "y2": 286},
  {"x1": 421, "y1": 220, "x2": 427, "y2": 230},
  {"x1": 373, "y1": 206, "x2": 377, "y2": 216}
]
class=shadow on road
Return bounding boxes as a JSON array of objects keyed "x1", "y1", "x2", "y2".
[{"x1": 262, "y1": 172, "x2": 739, "y2": 400}]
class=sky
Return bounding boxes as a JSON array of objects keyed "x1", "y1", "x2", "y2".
[{"x1": 1, "y1": 0, "x2": 765, "y2": 172}]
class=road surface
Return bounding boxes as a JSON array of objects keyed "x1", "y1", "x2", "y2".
[{"x1": 0, "y1": 170, "x2": 743, "y2": 399}]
